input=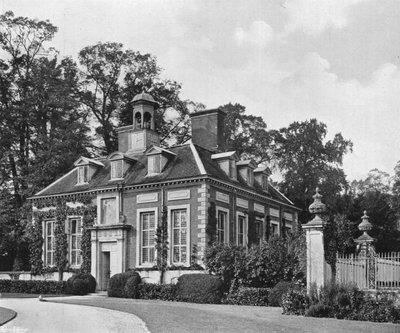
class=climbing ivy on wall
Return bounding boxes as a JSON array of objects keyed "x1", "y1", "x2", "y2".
[
  {"x1": 26, "y1": 215, "x2": 44, "y2": 275},
  {"x1": 206, "y1": 202, "x2": 217, "y2": 245},
  {"x1": 30, "y1": 195, "x2": 96, "y2": 276},
  {"x1": 54, "y1": 202, "x2": 68, "y2": 280},
  {"x1": 155, "y1": 205, "x2": 169, "y2": 284}
]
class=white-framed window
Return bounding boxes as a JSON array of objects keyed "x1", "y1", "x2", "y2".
[
  {"x1": 255, "y1": 219, "x2": 263, "y2": 245},
  {"x1": 141, "y1": 211, "x2": 156, "y2": 265},
  {"x1": 216, "y1": 207, "x2": 229, "y2": 244},
  {"x1": 168, "y1": 205, "x2": 190, "y2": 265},
  {"x1": 77, "y1": 165, "x2": 89, "y2": 184},
  {"x1": 136, "y1": 208, "x2": 158, "y2": 267},
  {"x1": 45, "y1": 220, "x2": 55, "y2": 266},
  {"x1": 229, "y1": 160, "x2": 237, "y2": 179},
  {"x1": 111, "y1": 160, "x2": 123, "y2": 179},
  {"x1": 148, "y1": 155, "x2": 161, "y2": 174},
  {"x1": 100, "y1": 197, "x2": 117, "y2": 224},
  {"x1": 236, "y1": 212, "x2": 247, "y2": 246},
  {"x1": 70, "y1": 217, "x2": 82, "y2": 267},
  {"x1": 271, "y1": 222, "x2": 279, "y2": 236}
]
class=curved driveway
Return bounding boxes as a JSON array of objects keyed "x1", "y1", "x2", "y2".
[{"x1": 0, "y1": 296, "x2": 149, "y2": 333}]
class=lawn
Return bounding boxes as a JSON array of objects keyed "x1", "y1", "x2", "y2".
[
  {"x1": 51, "y1": 297, "x2": 400, "y2": 333},
  {"x1": 0, "y1": 306, "x2": 16, "y2": 326}
]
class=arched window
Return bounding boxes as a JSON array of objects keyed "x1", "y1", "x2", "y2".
[
  {"x1": 143, "y1": 112, "x2": 152, "y2": 129},
  {"x1": 135, "y1": 112, "x2": 142, "y2": 129}
]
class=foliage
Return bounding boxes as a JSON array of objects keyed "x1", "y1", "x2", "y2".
[
  {"x1": 323, "y1": 214, "x2": 357, "y2": 274},
  {"x1": 107, "y1": 271, "x2": 139, "y2": 298},
  {"x1": 271, "y1": 119, "x2": 352, "y2": 223},
  {"x1": 269, "y1": 281, "x2": 297, "y2": 307},
  {"x1": 204, "y1": 243, "x2": 246, "y2": 292},
  {"x1": 138, "y1": 283, "x2": 177, "y2": 301},
  {"x1": 284, "y1": 282, "x2": 400, "y2": 324},
  {"x1": 155, "y1": 206, "x2": 168, "y2": 284},
  {"x1": 206, "y1": 202, "x2": 217, "y2": 245},
  {"x1": 0, "y1": 11, "x2": 89, "y2": 269},
  {"x1": 355, "y1": 296, "x2": 400, "y2": 323},
  {"x1": 29, "y1": 201, "x2": 96, "y2": 275},
  {"x1": 124, "y1": 273, "x2": 142, "y2": 298},
  {"x1": 66, "y1": 273, "x2": 96, "y2": 295},
  {"x1": 175, "y1": 274, "x2": 224, "y2": 304},
  {"x1": 225, "y1": 287, "x2": 269, "y2": 306},
  {"x1": 26, "y1": 217, "x2": 43, "y2": 275},
  {"x1": 282, "y1": 288, "x2": 309, "y2": 315},
  {"x1": 78, "y1": 41, "x2": 192, "y2": 154},
  {"x1": 0, "y1": 279, "x2": 66, "y2": 294},
  {"x1": 54, "y1": 203, "x2": 68, "y2": 280},
  {"x1": 221, "y1": 103, "x2": 273, "y2": 164},
  {"x1": 346, "y1": 190, "x2": 400, "y2": 252},
  {"x1": 80, "y1": 210, "x2": 96, "y2": 274},
  {"x1": 205, "y1": 233, "x2": 306, "y2": 292}
]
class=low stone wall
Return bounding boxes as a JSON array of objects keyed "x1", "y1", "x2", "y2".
[
  {"x1": 138, "y1": 270, "x2": 206, "y2": 284},
  {"x1": 0, "y1": 271, "x2": 74, "y2": 281}
]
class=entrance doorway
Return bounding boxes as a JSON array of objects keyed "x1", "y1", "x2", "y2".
[
  {"x1": 100, "y1": 242, "x2": 117, "y2": 291},
  {"x1": 101, "y1": 252, "x2": 110, "y2": 290}
]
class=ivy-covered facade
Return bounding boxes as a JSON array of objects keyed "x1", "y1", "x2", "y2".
[{"x1": 29, "y1": 92, "x2": 300, "y2": 289}]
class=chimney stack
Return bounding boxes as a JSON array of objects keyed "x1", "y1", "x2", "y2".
[{"x1": 190, "y1": 109, "x2": 226, "y2": 152}]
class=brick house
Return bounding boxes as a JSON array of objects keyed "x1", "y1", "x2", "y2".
[{"x1": 29, "y1": 92, "x2": 299, "y2": 289}]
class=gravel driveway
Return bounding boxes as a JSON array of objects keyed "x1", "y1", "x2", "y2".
[{"x1": 50, "y1": 295, "x2": 400, "y2": 333}]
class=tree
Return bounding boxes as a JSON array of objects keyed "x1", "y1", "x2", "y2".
[
  {"x1": 0, "y1": 11, "x2": 90, "y2": 268},
  {"x1": 78, "y1": 42, "x2": 192, "y2": 154},
  {"x1": 350, "y1": 168, "x2": 392, "y2": 195},
  {"x1": 220, "y1": 103, "x2": 273, "y2": 164},
  {"x1": 272, "y1": 119, "x2": 353, "y2": 223}
]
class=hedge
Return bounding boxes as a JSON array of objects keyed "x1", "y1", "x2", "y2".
[
  {"x1": 226, "y1": 287, "x2": 269, "y2": 306},
  {"x1": 138, "y1": 283, "x2": 177, "y2": 301},
  {"x1": 66, "y1": 273, "x2": 96, "y2": 295},
  {"x1": 176, "y1": 274, "x2": 224, "y2": 304},
  {"x1": 282, "y1": 282, "x2": 400, "y2": 324},
  {"x1": 108, "y1": 271, "x2": 140, "y2": 297},
  {"x1": 0, "y1": 280, "x2": 66, "y2": 294}
]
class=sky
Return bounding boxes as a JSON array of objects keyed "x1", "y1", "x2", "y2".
[{"x1": 2, "y1": 0, "x2": 400, "y2": 182}]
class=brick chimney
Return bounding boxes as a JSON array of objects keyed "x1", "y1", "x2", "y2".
[{"x1": 190, "y1": 109, "x2": 226, "y2": 152}]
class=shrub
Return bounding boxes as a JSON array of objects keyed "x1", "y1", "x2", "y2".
[
  {"x1": 269, "y1": 281, "x2": 297, "y2": 307},
  {"x1": 355, "y1": 296, "x2": 400, "y2": 323},
  {"x1": 138, "y1": 283, "x2": 177, "y2": 301},
  {"x1": 0, "y1": 279, "x2": 66, "y2": 294},
  {"x1": 226, "y1": 287, "x2": 269, "y2": 306},
  {"x1": 205, "y1": 233, "x2": 306, "y2": 292},
  {"x1": 204, "y1": 243, "x2": 246, "y2": 292},
  {"x1": 108, "y1": 271, "x2": 140, "y2": 298},
  {"x1": 305, "y1": 303, "x2": 333, "y2": 317},
  {"x1": 66, "y1": 273, "x2": 96, "y2": 295},
  {"x1": 71, "y1": 279, "x2": 87, "y2": 295},
  {"x1": 124, "y1": 274, "x2": 142, "y2": 298},
  {"x1": 282, "y1": 288, "x2": 309, "y2": 315},
  {"x1": 176, "y1": 274, "x2": 223, "y2": 304}
]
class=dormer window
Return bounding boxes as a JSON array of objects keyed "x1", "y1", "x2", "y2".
[
  {"x1": 237, "y1": 160, "x2": 257, "y2": 186},
  {"x1": 211, "y1": 151, "x2": 239, "y2": 180},
  {"x1": 148, "y1": 154, "x2": 161, "y2": 174},
  {"x1": 77, "y1": 165, "x2": 89, "y2": 184},
  {"x1": 254, "y1": 166, "x2": 271, "y2": 192},
  {"x1": 146, "y1": 146, "x2": 176, "y2": 176},
  {"x1": 74, "y1": 156, "x2": 104, "y2": 186},
  {"x1": 111, "y1": 160, "x2": 124, "y2": 179},
  {"x1": 108, "y1": 152, "x2": 136, "y2": 181}
]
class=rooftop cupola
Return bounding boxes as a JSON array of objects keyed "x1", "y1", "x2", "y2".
[
  {"x1": 132, "y1": 92, "x2": 158, "y2": 131},
  {"x1": 116, "y1": 92, "x2": 160, "y2": 155}
]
